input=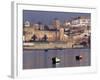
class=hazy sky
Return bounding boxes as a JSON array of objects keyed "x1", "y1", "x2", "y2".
[{"x1": 23, "y1": 10, "x2": 90, "y2": 25}]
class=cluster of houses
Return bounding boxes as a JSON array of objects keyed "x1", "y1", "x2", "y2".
[{"x1": 23, "y1": 16, "x2": 90, "y2": 48}]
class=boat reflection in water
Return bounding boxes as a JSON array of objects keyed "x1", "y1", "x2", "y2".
[{"x1": 23, "y1": 47, "x2": 90, "y2": 69}]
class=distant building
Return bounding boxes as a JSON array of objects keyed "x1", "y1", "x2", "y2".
[
  {"x1": 23, "y1": 16, "x2": 90, "y2": 42},
  {"x1": 23, "y1": 27, "x2": 58, "y2": 42},
  {"x1": 71, "y1": 16, "x2": 90, "y2": 27},
  {"x1": 52, "y1": 18, "x2": 61, "y2": 30},
  {"x1": 63, "y1": 20, "x2": 71, "y2": 27},
  {"x1": 59, "y1": 28, "x2": 64, "y2": 41},
  {"x1": 24, "y1": 21, "x2": 31, "y2": 27},
  {"x1": 37, "y1": 21, "x2": 45, "y2": 30},
  {"x1": 33, "y1": 23, "x2": 39, "y2": 30},
  {"x1": 39, "y1": 24, "x2": 44, "y2": 30},
  {"x1": 70, "y1": 16, "x2": 91, "y2": 35}
]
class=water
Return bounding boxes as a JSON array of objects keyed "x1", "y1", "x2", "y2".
[{"x1": 23, "y1": 48, "x2": 90, "y2": 69}]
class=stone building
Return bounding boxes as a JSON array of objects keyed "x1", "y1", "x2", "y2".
[
  {"x1": 71, "y1": 16, "x2": 91, "y2": 31},
  {"x1": 23, "y1": 27, "x2": 59, "y2": 42},
  {"x1": 71, "y1": 16, "x2": 90, "y2": 26},
  {"x1": 52, "y1": 18, "x2": 61, "y2": 30},
  {"x1": 59, "y1": 28, "x2": 64, "y2": 41}
]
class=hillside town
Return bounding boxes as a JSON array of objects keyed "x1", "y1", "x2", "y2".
[{"x1": 23, "y1": 16, "x2": 91, "y2": 49}]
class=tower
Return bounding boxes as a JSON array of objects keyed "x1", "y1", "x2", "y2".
[
  {"x1": 52, "y1": 18, "x2": 61, "y2": 30},
  {"x1": 59, "y1": 28, "x2": 64, "y2": 41}
]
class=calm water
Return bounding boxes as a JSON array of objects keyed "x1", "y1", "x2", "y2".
[{"x1": 23, "y1": 48, "x2": 90, "y2": 69}]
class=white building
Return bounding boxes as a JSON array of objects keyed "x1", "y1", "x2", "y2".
[
  {"x1": 24, "y1": 21, "x2": 31, "y2": 27},
  {"x1": 63, "y1": 20, "x2": 71, "y2": 27},
  {"x1": 71, "y1": 16, "x2": 90, "y2": 27}
]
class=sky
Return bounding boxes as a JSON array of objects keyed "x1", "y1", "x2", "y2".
[{"x1": 23, "y1": 10, "x2": 90, "y2": 25}]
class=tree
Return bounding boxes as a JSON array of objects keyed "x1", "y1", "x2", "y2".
[
  {"x1": 31, "y1": 34, "x2": 37, "y2": 41},
  {"x1": 43, "y1": 34, "x2": 48, "y2": 41}
]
